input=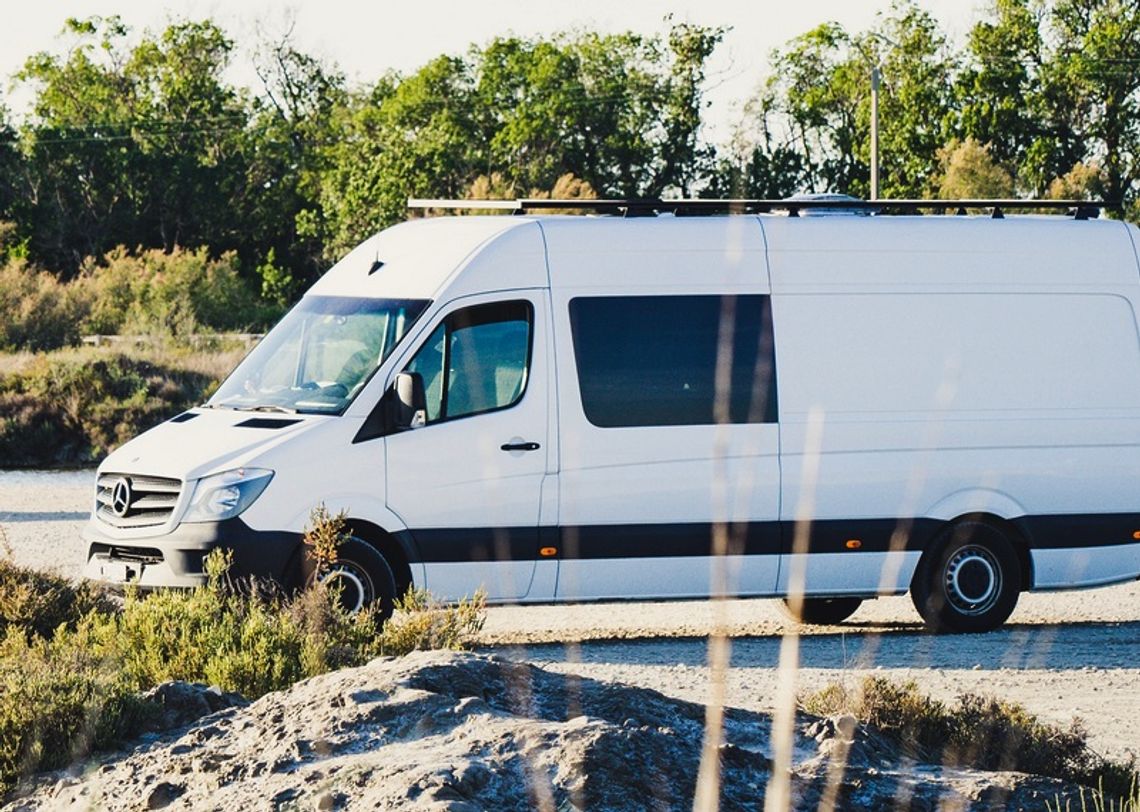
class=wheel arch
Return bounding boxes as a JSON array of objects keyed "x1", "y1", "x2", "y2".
[
  {"x1": 344, "y1": 519, "x2": 417, "y2": 597},
  {"x1": 916, "y1": 512, "x2": 1034, "y2": 592}
]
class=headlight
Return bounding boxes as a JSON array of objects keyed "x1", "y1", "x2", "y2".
[{"x1": 182, "y1": 468, "x2": 274, "y2": 523}]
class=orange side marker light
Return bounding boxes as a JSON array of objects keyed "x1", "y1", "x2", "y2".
[
  {"x1": 539, "y1": 547, "x2": 558, "y2": 557},
  {"x1": 845, "y1": 539, "x2": 862, "y2": 550},
  {"x1": 1132, "y1": 531, "x2": 1140, "y2": 540}
]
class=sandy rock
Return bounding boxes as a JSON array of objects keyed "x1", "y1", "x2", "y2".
[
  {"x1": 141, "y1": 681, "x2": 249, "y2": 733},
  {"x1": 2, "y1": 651, "x2": 1098, "y2": 812}
]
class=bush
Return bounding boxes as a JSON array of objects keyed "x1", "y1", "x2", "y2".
[
  {"x1": 81, "y1": 550, "x2": 385, "y2": 699},
  {"x1": 0, "y1": 629, "x2": 152, "y2": 791},
  {"x1": 0, "y1": 545, "x2": 487, "y2": 792},
  {"x1": 0, "y1": 559, "x2": 117, "y2": 640},
  {"x1": 379, "y1": 588, "x2": 486, "y2": 656},
  {"x1": 802, "y1": 677, "x2": 1138, "y2": 797},
  {"x1": 0, "y1": 260, "x2": 86, "y2": 351},
  {"x1": 0, "y1": 349, "x2": 219, "y2": 466},
  {"x1": 74, "y1": 247, "x2": 276, "y2": 337}
]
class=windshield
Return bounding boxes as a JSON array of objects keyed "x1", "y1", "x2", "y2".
[{"x1": 209, "y1": 296, "x2": 429, "y2": 414}]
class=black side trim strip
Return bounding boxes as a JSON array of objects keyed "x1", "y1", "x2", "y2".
[
  {"x1": 410, "y1": 527, "x2": 539, "y2": 563},
  {"x1": 1014, "y1": 513, "x2": 1140, "y2": 550},
  {"x1": 406, "y1": 513, "x2": 1140, "y2": 563}
]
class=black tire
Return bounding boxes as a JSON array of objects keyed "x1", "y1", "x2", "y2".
[
  {"x1": 316, "y1": 536, "x2": 397, "y2": 622},
  {"x1": 781, "y1": 596, "x2": 863, "y2": 625},
  {"x1": 911, "y1": 519, "x2": 1021, "y2": 633}
]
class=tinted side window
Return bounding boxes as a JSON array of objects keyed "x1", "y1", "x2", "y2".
[
  {"x1": 405, "y1": 300, "x2": 532, "y2": 423},
  {"x1": 569, "y1": 295, "x2": 777, "y2": 427}
]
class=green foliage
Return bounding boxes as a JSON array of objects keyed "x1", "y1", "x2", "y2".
[
  {"x1": 803, "y1": 677, "x2": 1138, "y2": 797},
  {"x1": 752, "y1": 1, "x2": 956, "y2": 198},
  {"x1": 0, "y1": 559, "x2": 116, "y2": 640},
  {"x1": 936, "y1": 137, "x2": 1016, "y2": 198},
  {"x1": 0, "y1": 348, "x2": 220, "y2": 466},
  {"x1": 7, "y1": 5, "x2": 1140, "y2": 290},
  {"x1": 0, "y1": 627, "x2": 152, "y2": 792},
  {"x1": 0, "y1": 260, "x2": 86, "y2": 351},
  {"x1": 303, "y1": 21, "x2": 726, "y2": 259},
  {"x1": 0, "y1": 549, "x2": 486, "y2": 791},
  {"x1": 74, "y1": 247, "x2": 273, "y2": 337},
  {"x1": 303, "y1": 503, "x2": 350, "y2": 576},
  {"x1": 378, "y1": 588, "x2": 487, "y2": 656},
  {"x1": 255, "y1": 248, "x2": 295, "y2": 308}
]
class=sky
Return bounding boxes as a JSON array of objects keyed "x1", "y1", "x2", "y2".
[{"x1": 0, "y1": 0, "x2": 983, "y2": 142}]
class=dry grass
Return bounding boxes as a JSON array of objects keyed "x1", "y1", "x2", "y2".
[{"x1": 803, "y1": 676, "x2": 1139, "y2": 798}]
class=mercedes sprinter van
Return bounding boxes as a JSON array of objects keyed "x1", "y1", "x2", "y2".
[{"x1": 84, "y1": 202, "x2": 1140, "y2": 632}]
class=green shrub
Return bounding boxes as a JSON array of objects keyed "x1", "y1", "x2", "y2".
[
  {"x1": 75, "y1": 247, "x2": 276, "y2": 337},
  {"x1": 803, "y1": 677, "x2": 1138, "y2": 797},
  {"x1": 0, "y1": 559, "x2": 117, "y2": 640},
  {"x1": 0, "y1": 260, "x2": 86, "y2": 351},
  {"x1": 0, "y1": 348, "x2": 218, "y2": 465},
  {"x1": 0, "y1": 543, "x2": 487, "y2": 792},
  {"x1": 378, "y1": 588, "x2": 486, "y2": 656},
  {"x1": 0, "y1": 628, "x2": 153, "y2": 792}
]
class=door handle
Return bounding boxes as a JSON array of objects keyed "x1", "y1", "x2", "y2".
[{"x1": 500, "y1": 441, "x2": 540, "y2": 452}]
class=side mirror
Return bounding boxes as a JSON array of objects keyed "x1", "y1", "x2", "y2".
[{"x1": 392, "y1": 371, "x2": 427, "y2": 430}]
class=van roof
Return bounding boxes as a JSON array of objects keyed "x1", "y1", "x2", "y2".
[{"x1": 306, "y1": 212, "x2": 1139, "y2": 302}]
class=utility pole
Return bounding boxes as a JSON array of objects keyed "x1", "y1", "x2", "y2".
[{"x1": 870, "y1": 65, "x2": 881, "y2": 201}]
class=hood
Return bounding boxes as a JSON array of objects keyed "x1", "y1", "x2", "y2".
[{"x1": 98, "y1": 408, "x2": 326, "y2": 481}]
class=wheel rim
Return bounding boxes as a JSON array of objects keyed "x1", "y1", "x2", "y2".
[
  {"x1": 319, "y1": 560, "x2": 375, "y2": 613},
  {"x1": 943, "y1": 544, "x2": 1001, "y2": 616}
]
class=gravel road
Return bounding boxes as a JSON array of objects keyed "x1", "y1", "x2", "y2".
[{"x1": 3, "y1": 468, "x2": 1138, "y2": 761}]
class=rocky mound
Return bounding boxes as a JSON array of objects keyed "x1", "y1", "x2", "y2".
[{"x1": 5, "y1": 652, "x2": 1086, "y2": 811}]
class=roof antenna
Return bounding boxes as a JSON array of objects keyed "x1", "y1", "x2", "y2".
[{"x1": 368, "y1": 258, "x2": 385, "y2": 275}]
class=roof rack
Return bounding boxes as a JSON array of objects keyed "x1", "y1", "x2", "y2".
[{"x1": 408, "y1": 197, "x2": 1108, "y2": 220}]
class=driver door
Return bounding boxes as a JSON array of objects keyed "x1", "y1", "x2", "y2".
[{"x1": 385, "y1": 292, "x2": 551, "y2": 602}]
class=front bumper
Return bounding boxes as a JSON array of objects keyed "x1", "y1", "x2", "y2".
[{"x1": 82, "y1": 517, "x2": 303, "y2": 590}]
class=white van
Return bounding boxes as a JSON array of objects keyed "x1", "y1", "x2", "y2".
[{"x1": 83, "y1": 199, "x2": 1140, "y2": 632}]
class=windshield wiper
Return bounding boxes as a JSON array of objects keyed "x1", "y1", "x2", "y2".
[{"x1": 230, "y1": 404, "x2": 299, "y2": 414}]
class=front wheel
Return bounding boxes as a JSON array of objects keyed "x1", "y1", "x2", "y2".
[
  {"x1": 781, "y1": 596, "x2": 863, "y2": 625},
  {"x1": 911, "y1": 519, "x2": 1021, "y2": 633},
  {"x1": 315, "y1": 536, "x2": 397, "y2": 622}
]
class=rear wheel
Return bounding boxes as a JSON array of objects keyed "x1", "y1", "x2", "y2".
[
  {"x1": 911, "y1": 519, "x2": 1021, "y2": 633},
  {"x1": 781, "y1": 596, "x2": 863, "y2": 625},
  {"x1": 316, "y1": 536, "x2": 397, "y2": 622}
]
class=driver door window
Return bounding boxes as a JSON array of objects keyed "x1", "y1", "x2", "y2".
[{"x1": 405, "y1": 300, "x2": 532, "y2": 423}]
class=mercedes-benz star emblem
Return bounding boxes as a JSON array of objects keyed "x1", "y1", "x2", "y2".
[{"x1": 111, "y1": 478, "x2": 132, "y2": 518}]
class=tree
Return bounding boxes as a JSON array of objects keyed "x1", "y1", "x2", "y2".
[
  {"x1": 1045, "y1": 0, "x2": 1140, "y2": 208},
  {"x1": 744, "y1": 1, "x2": 956, "y2": 199},
  {"x1": 956, "y1": 0, "x2": 1048, "y2": 171},
  {"x1": 304, "y1": 22, "x2": 726, "y2": 261},
  {"x1": 0, "y1": 101, "x2": 21, "y2": 245},
  {"x1": 956, "y1": 0, "x2": 1140, "y2": 206},
  {"x1": 935, "y1": 137, "x2": 1015, "y2": 198},
  {"x1": 15, "y1": 17, "x2": 251, "y2": 274},
  {"x1": 246, "y1": 23, "x2": 347, "y2": 283}
]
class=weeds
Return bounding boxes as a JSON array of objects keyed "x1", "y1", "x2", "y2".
[
  {"x1": 1049, "y1": 776, "x2": 1140, "y2": 811},
  {"x1": 0, "y1": 547, "x2": 486, "y2": 793},
  {"x1": 379, "y1": 588, "x2": 487, "y2": 656},
  {"x1": 803, "y1": 676, "x2": 1139, "y2": 797},
  {"x1": 0, "y1": 559, "x2": 117, "y2": 640},
  {"x1": 303, "y1": 503, "x2": 349, "y2": 575}
]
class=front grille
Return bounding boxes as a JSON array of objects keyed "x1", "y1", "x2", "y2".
[
  {"x1": 96, "y1": 473, "x2": 182, "y2": 529},
  {"x1": 89, "y1": 543, "x2": 164, "y2": 565}
]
